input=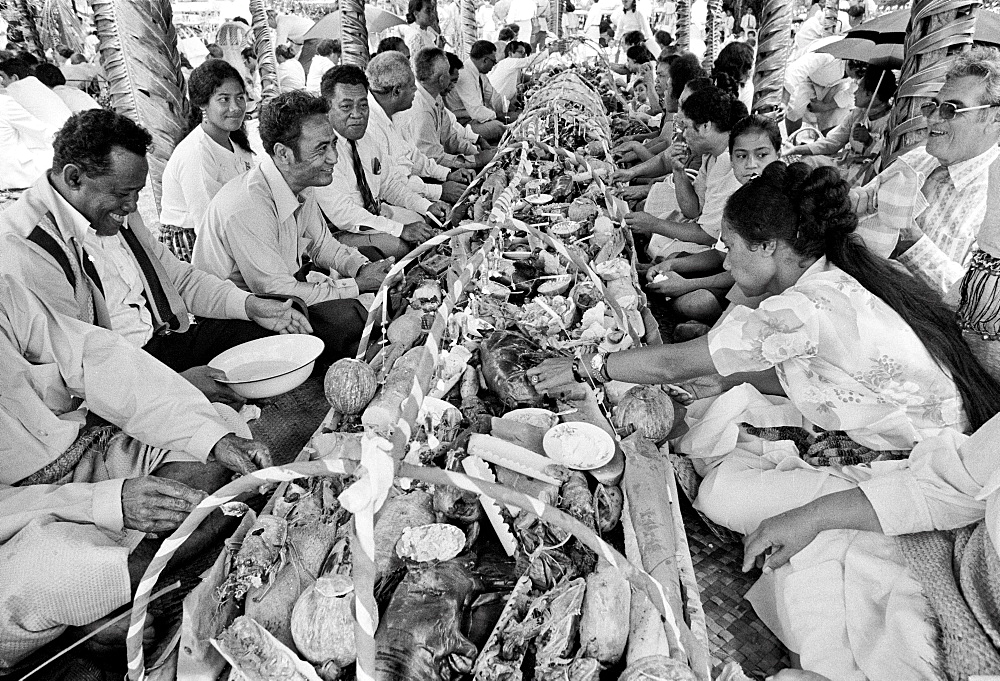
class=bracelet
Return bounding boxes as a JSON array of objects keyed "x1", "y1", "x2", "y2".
[
  {"x1": 599, "y1": 352, "x2": 612, "y2": 383},
  {"x1": 571, "y1": 357, "x2": 585, "y2": 383}
]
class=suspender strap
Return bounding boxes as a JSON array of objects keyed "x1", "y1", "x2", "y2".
[
  {"x1": 27, "y1": 224, "x2": 75, "y2": 289},
  {"x1": 118, "y1": 225, "x2": 181, "y2": 332}
]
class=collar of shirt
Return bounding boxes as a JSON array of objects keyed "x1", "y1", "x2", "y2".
[
  {"x1": 367, "y1": 92, "x2": 395, "y2": 135},
  {"x1": 414, "y1": 83, "x2": 438, "y2": 111},
  {"x1": 259, "y1": 154, "x2": 305, "y2": 223},
  {"x1": 37, "y1": 173, "x2": 94, "y2": 244},
  {"x1": 900, "y1": 144, "x2": 1000, "y2": 193}
]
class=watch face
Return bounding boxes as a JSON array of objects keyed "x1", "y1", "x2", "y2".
[{"x1": 591, "y1": 354, "x2": 603, "y2": 371}]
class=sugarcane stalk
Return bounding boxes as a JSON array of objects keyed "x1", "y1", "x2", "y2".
[
  {"x1": 88, "y1": 0, "x2": 189, "y2": 212},
  {"x1": 883, "y1": 0, "x2": 980, "y2": 164},
  {"x1": 460, "y1": 0, "x2": 477, "y2": 59},
  {"x1": 751, "y1": 0, "x2": 791, "y2": 116},
  {"x1": 702, "y1": 0, "x2": 721, "y2": 69},
  {"x1": 675, "y1": 0, "x2": 690, "y2": 52},
  {"x1": 339, "y1": 0, "x2": 370, "y2": 68},
  {"x1": 9, "y1": 0, "x2": 46, "y2": 60},
  {"x1": 249, "y1": 0, "x2": 280, "y2": 104}
]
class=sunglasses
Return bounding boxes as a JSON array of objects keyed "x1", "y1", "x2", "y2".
[{"x1": 920, "y1": 100, "x2": 999, "y2": 120}]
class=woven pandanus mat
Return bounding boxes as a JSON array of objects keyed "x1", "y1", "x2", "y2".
[
  {"x1": 680, "y1": 500, "x2": 792, "y2": 679},
  {"x1": 249, "y1": 375, "x2": 331, "y2": 466}
]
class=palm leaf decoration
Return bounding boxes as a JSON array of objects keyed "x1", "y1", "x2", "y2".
[
  {"x1": 883, "y1": 0, "x2": 979, "y2": 164},
  {"x1": 339, "y1": 0, "x2": 370, "y2": 68},
  {"x1": 249, "y1": 0, "x2": 279, "y2": 104},
  {"x1": 703, "y1": 0, "x2": 721, "y2": 68},
  {"x1": 40, "y1": 0, "x2": 86, "y2": 54},
  {"x1": 751, "y1": 0, "x2": 791, "y2": 117},
  {"x1": 6, "y1": 0, "x2": 46, "y2": 60},
  {"x1": 88, "y1": 0, "x2": 189, "y2": 211},
  {"x1": 822, "y1": 0, "x2": 839, "y2": 34},
  {"x1": 675, "y1": 0, "x2": 690, "y2": 52},
  {"x1": 460, "y1": 0, "x2": 477, "y2": 59}
]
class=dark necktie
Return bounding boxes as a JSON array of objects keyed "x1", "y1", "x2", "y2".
[
  {"x1": 118, "y1": 224, "x2": 181, "y2": 333},
  {"x1": 350, "y1": 139, "x2": 381, "y2": 216}
]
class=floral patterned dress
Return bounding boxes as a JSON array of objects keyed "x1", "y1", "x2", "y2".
[{"x1": 708, "y1": 257, "x2": 967, "y2": 451}]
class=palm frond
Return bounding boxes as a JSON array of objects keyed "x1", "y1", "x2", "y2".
[
  {"x1": 41, "y1": 0, "x2": 86, "y2": 55},
  {"x1": 751, "y1": 0, "x2": 792, "y2": 116},
  {"x1": 703, "y1": 0, "x2": 722, "y2": 69},
  {"x1": 8, "y1": 0, "x2": 46, "y2": 59},
  {"x1": 249, "y1": 0, "x2": 279, "y2": 104},
  {"x1": 460, "y1": 0, "x2": 477, "y2": 59},
  {"x1": 340, "y1": 0, "x2": 370, "y2": 68},
  {"x1": 675, "y1": 0, "x2": 690, "y2": 53},
  {"x1": 89, "y1": 0, "x2": 189, "y2": 211},
  {"x1": 823, "y1": 0, "x2": 838, "y2": 34}
]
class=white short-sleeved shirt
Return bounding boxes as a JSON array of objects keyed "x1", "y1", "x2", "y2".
[
  {"x1": 159, "y1": 125, "x2": 256, "y2": 233},
  {"x1": 709, "y1": 257, "x2": 967, "y2": 451}
]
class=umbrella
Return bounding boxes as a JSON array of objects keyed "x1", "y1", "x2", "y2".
[
  {"x1": 303, "y1": 7, "x2": 406, "y2": 41},
  {"x1": 815, "y1": 35, "x2": 904, "y2": 67}
]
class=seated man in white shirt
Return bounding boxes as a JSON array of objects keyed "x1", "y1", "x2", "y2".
[
  {"x1": 34, "y1": 63, "x2": 101, "y2": 113},
  {"x1": 366, "y1": 50, "x2": 473, "y2": 205},
  {"x1": 316, "y1": 65, "x2": 449, "y2": 260},
  {"x1": 444, "y1": 40, "x2": 507, "y2": 143},
  {"x1": 396, "y1": 47, "x2": 495, "y2": 171},
  {"x1": 0, "y1": 57, "x2": 72, "y2": 137},
  {"x1": 306, "y1": 38, "x2": 341, "y2": 93}
]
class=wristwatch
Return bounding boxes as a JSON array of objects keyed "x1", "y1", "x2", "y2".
[
  {"x1": 590, "y1": 352, "x2": 610, "y2": 384},
  {"x1": 571, "y1": 357, "x2": 585, "y2": 383}
]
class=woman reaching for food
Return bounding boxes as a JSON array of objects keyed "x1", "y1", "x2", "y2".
[{"x1": 528, "y1": 161, "x2": 1000, "y2": 537}]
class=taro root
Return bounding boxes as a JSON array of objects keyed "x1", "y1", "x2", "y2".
[{"x1": 290, "y1": 574, "x2": 356, "y2": 671}]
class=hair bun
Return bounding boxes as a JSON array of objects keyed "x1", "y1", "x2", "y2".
[{"x1": 786, "y1": 162, "x2": 857, "y2": 240}]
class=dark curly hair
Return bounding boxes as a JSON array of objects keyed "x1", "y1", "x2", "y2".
[
  {"x1": 622, "y1": 30, "x2": 645, "y2": 48},
  {"x1": 406, "y1": 0, "x2": 434, "y2": 24},
  {"x1": 667, "y1": 52, "x2": 705, "y2": 104},
  {"x1": 713, "y1": 41, "x2": 754, "y2": 85},
  {"x1": 377, "y1": 36, "x2": 408, "y2": 55},
  {"x1": 681, "y1": 86, "x2": 747, "y2": 132},
  {"x1": 724, "y1": 162, "x2": 1000, "y2": 431},
  {"x1": 186, "y1": 59, "x2": 252, "y2": 154},
  {"x1": 259, "y1": 91, "x2": 330, "y2": 158},
  {"x1": 626, "y1": 44, "x2": 655, "y2": 65},
  {"x1": 52, "y1": 109, "x2": 152, "y2": 176},
  {"x1": 320, "y1": 64, "x2": 369, "y2": 99}
]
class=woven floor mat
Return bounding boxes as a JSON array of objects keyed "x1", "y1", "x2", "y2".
[
  {"x1": 681, "y1": 502, "x2": 791, "y2": 679},
  {"x1": 249, "y1": 375, "x2": 331, "y2": 466}
]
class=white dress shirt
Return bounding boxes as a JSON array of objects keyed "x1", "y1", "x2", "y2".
[
  {"x1": 394, "y1": 84, "x2": 478, "y2": 166},
  {"x1": 367, "y1": 93, "x2": 449, "y2": 201},
  {"x1": 6, "y1": 77, "x2": 71, "y2": 137},
  {"x1": 446, "y1": 57, "x2": 499, "y2": 123},
  {"x1": 52, "y1": 85, "x2": 101, "y2": 113},
  {"x1": 0, "y1": 91, "x2": 51, "y2": 190},
  {"x1": 160, "y1": 125, "x2": 256, "y2": 233},
  {"x1": 277, "y1": 59, "x2": 306, "y2": 92},
  {"x1": 314, "y1": 131, "x2": 432, "y2": 238},
  {"x1": 306, "y1": 55, "x2": 335, "y2": 93}
]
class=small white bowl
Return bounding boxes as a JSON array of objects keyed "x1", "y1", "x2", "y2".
[
  {"x1": 503, "y1": 407, "x2": 559, "y2": 431},
  {"x1": 525, "y1": 193, "x2": 554, "y2": 205},
  {"x1": 543, "y1": 422, "x2": 615, "y2": 470},
  {"x1": 209, "y1": 334, "x2": 324, "y2": 399}
]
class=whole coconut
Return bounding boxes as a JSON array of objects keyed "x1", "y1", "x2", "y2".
[
  {"x1": 612, "y1": 385, "x2": 675, "y2": 443},
  {"x1": 324, "y1": 358, "x2": 377, "y2": 415}
]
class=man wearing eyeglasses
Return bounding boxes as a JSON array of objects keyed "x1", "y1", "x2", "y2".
[
  {"x1": 852, "y1": 48, "x2": 1000, "y2": 376},
  {"x1": 444, "y1": 40, "x2": 508, "y2": 143}
]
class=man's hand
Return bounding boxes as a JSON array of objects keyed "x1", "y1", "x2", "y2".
[
  {"x1": 355, "y1": 257, "x2": 394, "y2": 292},
  {"x1": 427, "y1": 201, "x2": 449, "y2": 222},
  {"x1": 122, "y1": 475, "x2": 206, "y2": 533},
  {"x1": 246, "y1": 296, "x2": 313, "y2": 335},
  {"x1": 620, "y1": 184, "x2": 650, "y2": 202},
  {"x1": 446, "y1": 168, "x2": 474, "y2": 183},
  {"x1": 401, "y1": 220, "x2": 437, "y2": 245},
  {"x1": 181, "y1": 366, "x2": 245, "y2": 409},
  {"x1": 851, "y1": 123, "x2": 872, "y2": 146},
  {"x1": 474, "y1": 148, "x2": 497, "y2": 168},
  {"x1": 525, "y1": 357, "x2": 577, "y2": 394},
  {"x1": 611, "y1": 168, "x2": 635, "y2": 184},
  {"x1": 623, "y1": 211, "x2": 662, "y2": 235},
  {"x1": 742, "y1": 506, "x2": 822, "y2": 574},
  {"x1": 440, "y1": 180, "x2": 467, "y2": 204},
  {"x1": 647, "y1": 270, "x2": 693, "y2": 297},
  {"x1": 645, "y1": 255, "x2": 680, "y2": 281},
  {"x1": 666, "y1": 142, "x2": 691, "y2": 172},
  {"x1": 208, "y1": 433, "x2": 273, "y2": 476}
]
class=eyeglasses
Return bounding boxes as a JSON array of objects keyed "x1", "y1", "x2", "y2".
[{"x1": 920, "y1": 100, "x2": 1000, "y2": 120}]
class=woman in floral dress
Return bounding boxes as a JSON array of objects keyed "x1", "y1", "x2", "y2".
[{"x1": 529, "y1": 162, "x2": 1000, "y2": 535}]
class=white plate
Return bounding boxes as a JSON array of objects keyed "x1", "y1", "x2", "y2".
[
  {"x1": 503, "y1": 407, "x2": 559, "y2": 431},
  {"x1": 209, "y1": 334, "x2": 324, "y2": 399},
  {"x1": 525, "y1": 193, "x2": 554, "y2": 205},
  {"x1": 503, "y1": 251, "x2": 533, "y2": 261},
  {"x1": 543, "y1": 422, "x2": 615, "y2": 470}
]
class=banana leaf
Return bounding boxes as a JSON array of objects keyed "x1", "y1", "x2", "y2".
[
  {"x1": 89, "y1": 0, "x2": 189, "y2": 212},
  {"x1": 6, "y1": 0, "x2": 46, "y2": 59},
  {"x1": 249, "y1": 0, "x2": 279, "y2": 104},
  {"x1": 41, "y1": 0, "x2": 86, "y2": 55}
]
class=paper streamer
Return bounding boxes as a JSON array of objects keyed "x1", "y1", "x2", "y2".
[{"x1": 125, "y1": 458, "x2": 356, "y2": 681}]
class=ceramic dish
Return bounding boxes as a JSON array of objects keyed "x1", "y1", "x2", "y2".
[
  {"x1": 210, "y1": 334, "x2": 324, "y2": 399},
  {"x1": 502, "y1": 407, "x2": 559, "y2": 431},
  {"x1": 543, "y1": 422, "x2": 615, "y2": 470}
]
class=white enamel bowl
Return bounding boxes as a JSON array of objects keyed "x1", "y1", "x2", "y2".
[
  {"x1": 543, "y1": 422, "x2": 616, "y2": 470},
  {"x1": 209, "y1": 334, "x2": 324, "y2": 399}
]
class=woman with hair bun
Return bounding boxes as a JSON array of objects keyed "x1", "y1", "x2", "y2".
[
  {"x1": 400, "y1": 0, "x2": 441, "y2": 59},
  {"x1": 159, "y1": 59, "x2": 255, "y2": 261},
  {"x1": 530, "y1": 162, "x2": 1000, "y2": 534}
]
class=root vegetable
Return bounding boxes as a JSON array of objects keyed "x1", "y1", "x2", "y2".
[
  {"x1": 579, "y1": 559, "x2": 630, "y2": 664},
  {"x1": 290, "y1": 574, "x2": 356, "y2": 670},
  {"x1": 373, "y1": 489, "x2": 436, "y2": 579},
  {"x1": 218, "y1": 514, "x2": 288, "y2": 602},
  {"x1": 213, "y1": 615, "x2": 321, "y2": 681},
  {"x1": 594, "y1": 483, "x2": 623, "y2": 533},
  {"x1": 363, "y1": 346, "x2": 430, "y2": 436}
]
